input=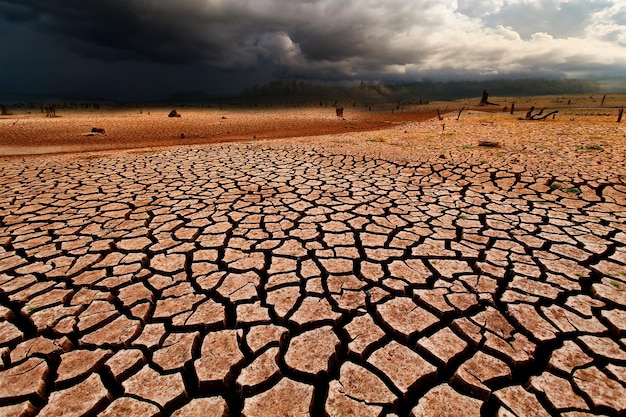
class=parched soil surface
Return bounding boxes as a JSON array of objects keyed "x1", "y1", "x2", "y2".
[
  {"x1": 1, "y1": 107, "x2": 626, "y2": 416},
  {"x1": 0, "y1": 107, "x2": 438, "y2": 156}
]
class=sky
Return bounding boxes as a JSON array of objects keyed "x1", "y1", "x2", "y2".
[{"x1": 0, "y1": 0, "x2": 625, "y2": 101}]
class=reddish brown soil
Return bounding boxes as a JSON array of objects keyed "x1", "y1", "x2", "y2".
[{"x1": 0, "y1": 108, "x2": 439, "y2": 156}]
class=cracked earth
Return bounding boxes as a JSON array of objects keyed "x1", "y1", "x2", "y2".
[{"x1": 1, "y1": 108, "x2": 626, "y2": 416}]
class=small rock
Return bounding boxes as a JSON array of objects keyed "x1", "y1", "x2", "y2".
[
  {"x1": 169, "y1": 109, "x2": 181, "y2": 118},
  {"x1": 478, "y1": 141, "x2": 501, "y2": 147}
]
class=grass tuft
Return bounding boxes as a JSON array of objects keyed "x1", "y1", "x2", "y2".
[{"x1": 577, "y1": 143, "x2": 605, "y2": 152}]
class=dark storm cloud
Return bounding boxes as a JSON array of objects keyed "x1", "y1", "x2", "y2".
[
  {"x1": 0, "y1": 0, "x2": 434, "y2": 70},
  {"x1": 0, "y1": 0, "x2": 223, "y2": 64},
  {"x1": 0, "y1": 0, "x2": 624, "y2": 99},
  {"x1": 0, "y1": 1, "x2": 38, "y2": 22}
]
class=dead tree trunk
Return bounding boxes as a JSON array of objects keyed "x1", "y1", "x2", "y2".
[
  {"x1": 510, "y1": 103, "x2": 515, "y2": 115},
  {"x1": 618, "y1": 108, "x2": 624, "y2": 123},
  {"x1": 456, "y1": 107, "x2": 465, "y2": 121},
  {"x1": 479, "y1": 90, "x2": 497, "y2": 106},
  {"x1": 45, "y1": 104, "x2": 57, "y2": 118},
  {"x1": 535, "y1": 110, "x2": 559, "y2": 120},
  {"x1": 524, "y1": 106, "x2": 558, "y2": 120},
  {"x1": 601, "y1": 95, "x2": 606, "y2": 106}
]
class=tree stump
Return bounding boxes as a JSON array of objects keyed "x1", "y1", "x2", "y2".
[
  {"x1": 336, "y1": 108, "x2": 344, "y2": 117},
  {"x1": 45, "y1": 105, "x2": 57, "y2": 118},
  {"x1": 479, "y1": 90, "x2": 497, "y2": 106}
]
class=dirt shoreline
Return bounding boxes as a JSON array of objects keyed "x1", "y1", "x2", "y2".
[{"x1": 0, "y1": 107, "x2": 441, "y2": 157}]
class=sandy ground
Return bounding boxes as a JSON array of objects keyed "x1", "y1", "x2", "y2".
[
  {"x1": 0, "y1": 106, "x2": 439, "y2": 156},
  {"x1": 1, "y1": 102, "x2": 624, "y2": 177},
  {"x1": 1, "y1": 99, "x2": 626, "y2": 416}
]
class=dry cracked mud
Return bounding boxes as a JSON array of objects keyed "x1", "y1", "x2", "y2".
[{"x1": 1, "y1": 118, "x2": 626, "y2": 416}]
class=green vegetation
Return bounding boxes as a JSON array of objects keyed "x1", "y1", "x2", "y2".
[
  {"x1": 610, "y1": 280, "x2": 623, "y2": 289},
  {"x1": 550, "y1": 183, "x2": 581, "y2": 194},
  {"x1": 241, "y1": 78, "x2": 600, "y2": 102},
  {"x1": 367, "y1": 137, "x2": 385, "y2": 143},
  {"x1": 578, "y1": 144, "x2": 605, "y2": 152}
]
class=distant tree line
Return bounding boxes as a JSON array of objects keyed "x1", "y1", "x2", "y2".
[{"x1": 241, "y1": 79, "x2": 600, "y2": 101}]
